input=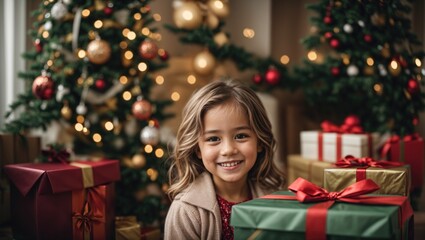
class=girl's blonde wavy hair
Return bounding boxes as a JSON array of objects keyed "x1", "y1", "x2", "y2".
[{"x1": 167, "y1": 79, "x2": 285, "y2": 199}]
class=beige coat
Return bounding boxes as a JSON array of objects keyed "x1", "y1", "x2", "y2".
[{"x1": 164, "y1": 172, "x2": 270, "y2": 240}]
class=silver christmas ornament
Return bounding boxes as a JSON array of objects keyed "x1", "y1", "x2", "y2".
[
  {"x1": 140, "y1": 126, "x2": 160, "y2": 145},
  {"x1": 347, "y1": 65, "x2": 359, "y2": 76},
  {"x1": 51, "y1": 1, "x2": 68, "y2": 20},
  {"x1": 76, "y1": 103, "x2": 87, "y2": 115}
]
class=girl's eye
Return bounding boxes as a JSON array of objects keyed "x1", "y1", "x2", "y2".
[
  {"x1": 206, "y1": 136, "x2": 220, "y2": 142},
  {"x1": 235, "y1": 133, "x2": 248, "y2": 139}
]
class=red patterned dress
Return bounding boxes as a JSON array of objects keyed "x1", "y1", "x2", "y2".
[{"x1": 216, "y1": 193, "x2": 252, "y2": 240}]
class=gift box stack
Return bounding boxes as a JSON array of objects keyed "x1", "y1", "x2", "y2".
[
  {"x1": 0, "y1": 134, "x2": 41, "y2": 225},
  {"x1": 3, "y1": 148, "x2": 121, "y2": 240},
  {"x1": 231, "y1": 116, "x2": 423, "y2": 239},
  {"x1": 287, "y1": 116, "x2": 380, "y2": 187}
]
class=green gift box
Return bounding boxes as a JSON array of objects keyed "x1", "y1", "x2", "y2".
[{"x1": 231, "y1": 187, "x2": 412, "y2": 239}]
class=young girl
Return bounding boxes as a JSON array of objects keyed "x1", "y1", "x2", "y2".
[{"x1": 164, "y1": 80, "x2": 285, "y2": 240}]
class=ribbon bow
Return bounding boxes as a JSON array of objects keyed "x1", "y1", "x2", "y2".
[
  {"x1": 321, "y1": 115, "x2": 363, "y2": 134},
  {"x1": 336, "y1": 155, "x2": 403, "y2": 168},
  {"x1": 73, "y1": 188, "x2": 105, "y2": 240},
  {"x1": 41, "y1": 145, "x2": 70, "y2": 163},
  {"x1": 262, "y1": 178, "x2": 412, "y2": 240}
]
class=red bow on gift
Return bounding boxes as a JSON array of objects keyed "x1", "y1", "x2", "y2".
[
  {"x1": 321, "y1": 115, "x2": 363, "y2": 133},
  {"x1": 73, "y1": 187, "x2": 106, "y2": 240},
  {"x1": 41, "y1": 145, "x2": 70, "y2": 163},
  {"x1": 262, "y1": 178, "x2": 412, "y2": 240},
  {"x1": 336, "y1": 155, "x2": 403, "y2": 168},
  {"x1": 380, "y1": 133, "x2": 421, "y2": 159}
]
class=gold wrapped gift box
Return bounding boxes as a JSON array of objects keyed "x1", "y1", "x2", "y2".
[
  {"x1": 324, "y1": 166, "x2": 410, "y2": 196},
  {"x1": 287, "y1": 154, "x2": 333, "y2": 187},
  {"x1": 115, "y1": 216, "x2": 141, "y2": 240}
]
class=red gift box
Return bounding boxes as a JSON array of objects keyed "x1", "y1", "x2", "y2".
[
  {"x1": 382, "y1": 135, "x2": 424, "y2": 190},
  {"x1": 4, "y1": 160, "x2": 120, "y2": 240}
]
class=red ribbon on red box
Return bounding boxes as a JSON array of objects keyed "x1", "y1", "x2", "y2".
[
  {"x1": 72, "y1": 186, "x2": 106, "y2": 240},
  {"x1": 380, "y1": 133, "x2": 421, "y2": 159},
  {"x1": 262, "y1": 178, "x2": 412, "y2": 240},
  {"x1": 335, "y1": 155, "x2": 404, "y2": 181}
]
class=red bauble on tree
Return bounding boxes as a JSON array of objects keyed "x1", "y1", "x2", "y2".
[
  {"x1": 34, "y1": 39, "x2": 42, "y2": 53},
  {"x1": 264, "y1": 68, "x2": 281, "y2": 85},
  {"x1": 158, "y1": 49, "x2": 169, "y2": 61},
  {"x1": 363, "y1": 34, "x2": 372, "y2": 43},
  {"x1": 104, "y1": 7, "x2": 113, "y2": 15},
  {"x1": 331, "y1": 67, "x2": 340, "y2": 76},
  {"x1": 330, "y1": 38, "x2": 340, "y2": 48},
  {"x1": 324, "y1": 32, "x2": 332, "y2": 39},
  {"x1": 32, "y1": 75, "x2": 55, "y2": 100},
  {"x1": 407, "y1": 78, "x2": 420, "y2": 94},
  {"x1": 139, "y1": 40, "x2": 158, "y2": 60},
  {"x1": 323, "y1": 16, "x2": 332, "y2": 24},
  {"x1": 252, "y1": 73, "x2": 263, "y2": 85},
  {"x1": 95, "y1": 78, "x2": 106, "y2": 90},
  {"x1": 132, "y1": 99, "x2": 152, "y2": 120},
  {"x1": 413, "y1": 117, "x2": 419, "y2": 126}
]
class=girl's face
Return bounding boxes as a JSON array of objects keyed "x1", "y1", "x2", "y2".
[{"x1": 197, "y1": 101, "x2": 259, "y2": 188}]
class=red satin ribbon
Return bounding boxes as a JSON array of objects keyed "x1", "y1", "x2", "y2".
[
  {"x1": 336, "y1": 155, "x2": 404, "y2": 181},
  {"x1": 261, "y1": 178, "x2": 412, "y2": 240},
  {"x1": 320, "y1": 117, "x2": 374, "y2": 161},
  {"x1": 41, "y1": 145, "x2": 71, "y2": 163},
  {"x1": 321, "y1": 120, "x2": 363, "y2": 134},
  {"x1": 380, "y1": 133, "x2": 421, "y2": 159},
  {"x1": 72, "y1": 187, "x2": 106, "y2": 240}
]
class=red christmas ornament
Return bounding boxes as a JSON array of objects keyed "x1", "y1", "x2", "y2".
[
  {"x1": 32, "y1": 75, "x2": 55, "y2": 100},
  {"x1": 324, "y1": 32, "x2": 332, "y2": 39},
  {"x1": 363, "y1": 34, "x2": 372, "y2": 42},
  {"x1": 331, "y1": 67, "x2": 340, "y2": 76},
  {"x1": 323, "y1": 16, "x2": 332, "y2": 24},
  {"x1": 397, "y1": 55, "x2": 408, "y2": 68},
  {"x1": 252, "y1": 73, "x2": 263, "y2": 85},
  {"x1": 413, "y1": 117, "x2": 419, "y2": 126},
  {"x1": 132, "y1": 99, "x2": 152, "y2": 120},
  {"x1": 330, "y1": 38, "x2": 340, "y2": 48},
  {"x1": 139, "y1": 40, "x2": 158, "y2": 60},
  {"x1": 407, "y1": 78, "x2": 420, "y2": 94},
  {"x1": 95, "y1": 78, "x2": 106, "y2": 90},
  {"x1": 104, "y1": 7, "x2": 113, "y2": 15},
  {"x1": 150, "y1": 118, "x2": 160, "y2": 128},
  {"x1": 264, "y1": 68, "x2": 281, "y2": 85},
  {"x1": 34, "y1": 39, "x2": 42, "y2": 53},
  {"x1": 158, "y1": 49, "x2": 169, "y2": 61},
  {"x1": 344, "y1": 115, "x2": 360, "y2": 126}
]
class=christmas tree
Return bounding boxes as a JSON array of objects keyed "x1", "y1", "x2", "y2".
[
  {"x1": 166, "y1": 0, "x2": 295, "y2": 91},
  {"x1": 295, "y1": 0, "x2": 425, "y2": 136},
  {"x1": 3, "y1": 0, "x2": 173, "y2": 227}
]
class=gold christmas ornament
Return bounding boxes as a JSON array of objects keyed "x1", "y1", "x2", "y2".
[
  {"x1": 173, "y1": 1, "x2": 203, "y2": 30},
  {"x1": 61, "y1": 105, "x2": 72, "y2": 120},
  {"x1": 86, "y1": 39, "x2": 111, "y2": 64},
  {"x1": 193, "y1": 50, "x2": 216, "y2": 75},
  {"x1": 207, "y1": 0, "x2": 229, "y2": 19},
  {"x1": 132, "y1": 154, "x2": 146, "y2": 168},
  {"x1": 213, "y1": 32, "x2": 228, "y2": 47},
  {"x1": 206, "y1": 11, "x2": 219, "y2": 29}
]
